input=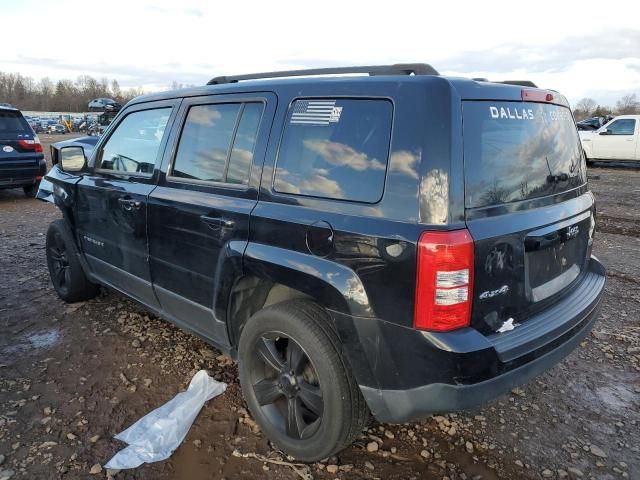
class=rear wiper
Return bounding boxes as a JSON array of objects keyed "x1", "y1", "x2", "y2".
[{"x1": 547, "y1": 173, "x2": 568, "y2": 183}]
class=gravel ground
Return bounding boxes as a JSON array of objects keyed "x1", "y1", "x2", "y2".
[{"x1": 0, "y1": 134, "x2": 638, "y2": 480}]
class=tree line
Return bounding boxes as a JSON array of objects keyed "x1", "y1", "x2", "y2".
[
  {"x1": 573, "y1": 94, "x2": 640, "y2": 121},
  {"x1": 2, "y1": 69, "x2": 638, "y2": 119},
  {"x1": 0, "y1": 72, "x2": 146, "y2": 112}
]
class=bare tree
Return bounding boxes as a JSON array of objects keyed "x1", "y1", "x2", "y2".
[
  {"x1": 574, "y1": 97, "x2": 597, "y2": 120},
  {"x1": 615, "y1": 94, "x2": 640, "y2": 115},
  {"x1": 0, "y1": 70, "x2": 143, "y2": 111}
]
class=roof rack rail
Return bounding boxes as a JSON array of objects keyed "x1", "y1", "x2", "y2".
[
  {"x1": 501, "y1": 80, "x2": 538, "y2": 88},
  {"x1": 206, "y1": 63, "x2": 439, "y2": 85}
]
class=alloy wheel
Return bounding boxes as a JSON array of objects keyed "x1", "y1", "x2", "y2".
[
  {"x1": 248, "y1": 333, "x2": 323, "y2": 440},
  {"x1": 48, "y1": 232, "x2": 70, "y2": 292}
]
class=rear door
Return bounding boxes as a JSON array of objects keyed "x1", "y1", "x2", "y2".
[
  {"x1": 592, "y1": 118, "x2": 638, "y2": 159},
  {"x1": 462, "y1": 100, "x2": 593, "y2": 334},
  {"x1": 75, "y1": 100, "x2": 178, "y2": 308},
  {"x1": 148, "y1": 93, "x2": 275, "y2": 342}
]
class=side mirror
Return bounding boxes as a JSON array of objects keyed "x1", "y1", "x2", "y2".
[
  {"x1": 599, "y1": 129, "x2": 611, "y2": 135},
  {"x1": 59, "y1": 146, "x2": 87, "y2": 172}
]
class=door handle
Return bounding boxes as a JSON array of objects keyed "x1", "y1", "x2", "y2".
[
  {"x1": 118, "y1": 198, "x2": 142, "y2": 211},
  {"x1": 200, "y1": 215, "x2": 235, "y2": 230}
]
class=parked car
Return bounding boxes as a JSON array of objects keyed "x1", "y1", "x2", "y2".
[
  {"x1": 0, "y1": 105, "x2": 46, "y2": 197},
  {"x1": 580, "y1": 115, "x2": 640, "y2": 162},
  {"x1": 39, "y1": 64, "x2": 605, "y2": 461},
  {"x1": 88, "y1": 98, "x2": 122, "y2": 111},
  {"x1": 48, "y1": 123, "x2": 66, "y2": 134}
]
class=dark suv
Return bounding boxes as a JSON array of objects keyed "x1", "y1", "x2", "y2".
[
  {"x1": 0, "y1": 105, "x2": 46, "y2": 197},
  {"x1": 39, "y1": 64, "x2": 605, "y2": 461}
]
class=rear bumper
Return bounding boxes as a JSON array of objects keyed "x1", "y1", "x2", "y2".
[
  {"x1": 332, "y1": 256, "x2": 605, "y2": 423},
  {"x1": 0, "y1": 157, "x2": 46, "y2": 188}
]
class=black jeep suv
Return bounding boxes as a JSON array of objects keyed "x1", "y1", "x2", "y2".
[
  {"x1": 39, "y1": 64, "x2": 605, "y2": 461},
  {"x1": 0, "y1": 105, "x2": 46, "y2": 197}
]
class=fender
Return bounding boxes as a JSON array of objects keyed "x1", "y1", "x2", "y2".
[
  {"x1": 37, "y1": 165, "x2": 96, "y2": 282},
  {"x1": 579, "y1": 134, "x2": 594, "y2": 159},
  {"x1": 242, "y1": 242, "x2": 374, "y2": 318}
]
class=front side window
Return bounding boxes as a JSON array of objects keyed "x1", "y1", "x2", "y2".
[
  {"x1": 605, "y1": 119, "x2": 635, "y2": 135},
  {"x1": 171, "y1": 102, "x2": 263, "y2": 184},
  {"x1": 274, "y1": 99, "x2": 392, "y2": 203},
  {"x1": 99, "y1": 108, "x2": 171, "y2": 174}
]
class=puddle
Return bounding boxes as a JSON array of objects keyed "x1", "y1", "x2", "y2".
[{"x1": 0, "y1": 327, "x2": 61, "y2": 361}]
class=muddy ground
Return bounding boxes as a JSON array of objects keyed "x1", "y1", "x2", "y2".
[{"x1": 0, "y1": 134, "x2": 638, "y2": 480}]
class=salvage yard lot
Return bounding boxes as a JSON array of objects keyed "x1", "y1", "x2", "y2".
[{"x1": 1, "y1": 133, "x2": 638, "y2": 480}]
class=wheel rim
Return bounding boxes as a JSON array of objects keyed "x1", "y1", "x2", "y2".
[
  {"x1": 48, "y1": 232, "x2": 70, "y2": 292},
  {"x1": 248, "y1": 333, "x2": 323, "y2": 440}
]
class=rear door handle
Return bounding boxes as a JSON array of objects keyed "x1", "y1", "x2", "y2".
[
  {"x1": 200, "y1": 215, "x2": 235, "y2": 230},
  {"x1": 118, "y1": 198, "x2": 142, "y2": 211}
]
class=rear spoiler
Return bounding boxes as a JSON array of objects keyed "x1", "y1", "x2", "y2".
[{"x1": 472, "y1": 78, "x2": 538, "y2": 88}]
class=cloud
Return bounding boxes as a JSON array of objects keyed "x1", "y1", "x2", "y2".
[
  {"x1": 302, "y1": 139, "x2": 386, "y2": 171},
  {"x1": 187, "y1": 106, "x2": 222, "y2": 127},
  {"x1": 388, "y1": 150, "x2": 419, "y2": 179},
  {"x1": 183, "y1": 8, "x2": 203, "y2": 17},
  {"x1": 441, "y1": 29, "x2": 640, "y2": 74}
]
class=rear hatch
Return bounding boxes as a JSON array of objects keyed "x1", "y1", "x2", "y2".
[
  {"x1": 462, "y1": 98, "x2": 594, "y2": 334},
  {"x1": 0, "y1": 109, "x2": 41, "y2": 177}
]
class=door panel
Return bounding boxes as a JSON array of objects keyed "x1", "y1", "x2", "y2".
[
  {"x1": 593, "y1": 118, "x2": 637, "y2": 159},
  {"x1": 75, "y1": 100, "x2": 179, "y2": 307},
  {"x1": 148, "y1": 93, "x2": 276, "y2": 343}
]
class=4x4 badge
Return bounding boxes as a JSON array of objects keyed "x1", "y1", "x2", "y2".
[{"x1": 479, "y1": 285, "x2": 509, "y2": 299}]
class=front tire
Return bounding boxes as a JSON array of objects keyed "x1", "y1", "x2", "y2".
[
  {"x1": 46, "y1": 220, "x2": 100, "y2": 302},
  {"x1": 238, "y1": 300, "x2": 369, "y2": 462}
]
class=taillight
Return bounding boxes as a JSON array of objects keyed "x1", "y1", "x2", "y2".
[
  {"x1": 521, "y1": 89, "x2": 554, "y2": 102},
  {"x1": 18, "y1": 137, "x2": 43, "y2": 153},
  {"x1": 414, "y1": 229, "x2": 474, "y2": 332}
]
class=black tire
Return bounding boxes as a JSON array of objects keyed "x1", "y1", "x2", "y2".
[
  {"x1": 23, "y1": 182, "x2": 39, "y2": 198},
  {"x1": 238, "y1": 299, "x2": 369, "y2": 462},
  {"x1": 46, "y1": 220, "x2": 100, "y2": 302}
]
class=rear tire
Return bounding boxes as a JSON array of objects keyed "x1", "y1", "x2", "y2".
[
  {"x1": 238, "y1": 299, "x2": 369, "y2": 462},
  {"x1": 23, "y1": 182, "x2": 39, "y2": 198},
  {"x1": 46, "y1": 220, "x2": 100, "y2": 302}
]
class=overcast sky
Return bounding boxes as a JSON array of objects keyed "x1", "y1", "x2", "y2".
[{"x1": 2, "y1": 0, "x2": 639, "y2": 107}]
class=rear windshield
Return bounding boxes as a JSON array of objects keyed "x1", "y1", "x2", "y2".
[
  {"x1": 463, "y1": 101, "x2": 585, "y2": 208},
  {"x1": 0, "y1": 110, "x2": 29, "y2": 133}
]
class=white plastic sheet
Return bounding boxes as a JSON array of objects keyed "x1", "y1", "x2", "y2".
[{"x1": 104, "y1": 370, "x2": 227, "y2": 469}]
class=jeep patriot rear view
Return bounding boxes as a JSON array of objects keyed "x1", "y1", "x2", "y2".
[{"x1": 39, "y1": 64, "x2": 605, "y2": 461}]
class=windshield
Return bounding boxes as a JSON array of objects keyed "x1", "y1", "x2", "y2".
[
  {"x1": 0, "y1": 110, "x2": 29, "y2": 133},
  {"x1": 463, "y1": 101, "x2": 585, "y2": 208}
]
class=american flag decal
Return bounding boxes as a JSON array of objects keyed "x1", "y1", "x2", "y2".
[{"x1": 290, "y1": 100, "x2": 342, "y2": 125}]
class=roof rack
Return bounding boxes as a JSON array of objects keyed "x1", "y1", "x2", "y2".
[{"x1": 206, "y1": 63, "x2": 439, "y2": 85}]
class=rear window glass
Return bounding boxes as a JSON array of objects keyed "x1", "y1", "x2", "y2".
[
  {"x1": 463, "y1": 101, "x2": 585, "y2": 208},
  {"x1": 274, "y1": 99, "x2": 392, "y2": 203},
  {"x1": 172, "y1": 104, "x2": 241, "y2": 182},
  {"x1": 0, "y1": 110, "x2": 28, "y2": 133},
  {"x1": 171, "y1": 102, "x2": 264, "y2": 185}
]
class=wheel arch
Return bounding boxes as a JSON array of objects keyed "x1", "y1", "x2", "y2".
[{"x1": 227, "y1": 243, "x2": 374, "y2": 348}]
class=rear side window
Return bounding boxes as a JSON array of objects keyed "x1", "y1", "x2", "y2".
[
  {"x1": 0, "y1": 110, "x2": 28, "y2": 133},
  {"x1": 99, "y1": 108, "x2": 171, "y2": 175},
  {"x1": 274, "y1": 99, "x2": 392, "y2": 203},
  {"x1": 605, "y1": 118, "x2": 635, "y2": 135},
  {"x1": 171, "y1": 102, "x2": 264, "y2": 185}
]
